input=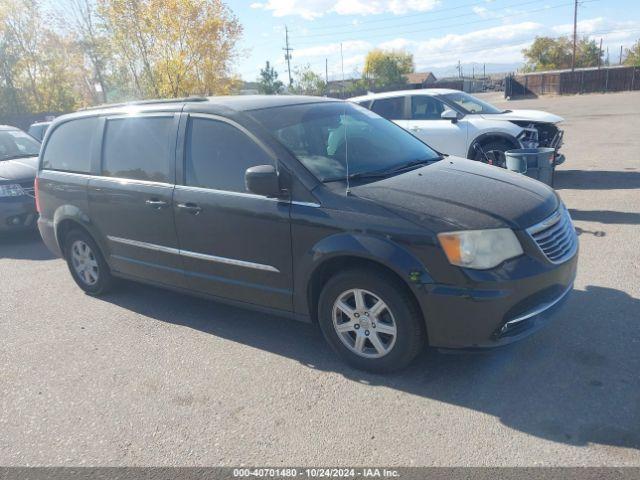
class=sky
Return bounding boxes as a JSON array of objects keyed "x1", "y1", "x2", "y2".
[{"x1": 229, "y1": 0, "x2": 640, "y2": 81}]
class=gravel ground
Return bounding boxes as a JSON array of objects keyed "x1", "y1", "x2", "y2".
[{"x1": 1, "y1": 91, "x2": 639, "y2": 466}]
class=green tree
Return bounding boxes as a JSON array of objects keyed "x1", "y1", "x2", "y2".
[
  {"x1": 624, "y1": 40, "x2": 640, "y2": 66},
  {"x1": 522, "y1": 36, "x2": 602, "y2": 71},
  {"x1": 98, "y1": 0, "x2": 242, "y2": 99},
  {"x1": 291, "y1": 64, "x2": 326, "y2": 96},
  {"x1": 363, "y1": 49, "x2": 414, "y2": 88},
  {"x1": 0, "y1": 0, "x2": 89, "y2": 113},
  {"x1": 257, "y1": 61, "x2": 283, "y2": 94}
]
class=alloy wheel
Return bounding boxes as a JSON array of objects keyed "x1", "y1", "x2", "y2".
[
  {"x1": 332, "y1": 288, "x2": 397, "y2": 358},
  {"x1": 70, "y1": 240, "x2": 99, "y2": 286}
]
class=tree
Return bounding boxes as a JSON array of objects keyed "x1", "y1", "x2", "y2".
[
  {"x1": 257, "y1": 61, "x2": 283, "y2": 94},
  {"x1": 98, "y1": 0, "x2": 242, "y2": 99},
  {"x1": 59, "y1": 0, "x2": 111, "y2": 103},
  {"x1": 0, "y1": 0, "x2": 88, "y2": 113},
  {"x1": 291, "y1": 64, "x2": 326, "y2": 96},
  {"x1": 363, "y1": 49, "x2": 414, "y2": 88},
  {"x1": 624, "y1": 40, "x2": 640, "y2": 66},
  {"x1": 522, "y1": 36, "x2": 602, "y2": 71}
]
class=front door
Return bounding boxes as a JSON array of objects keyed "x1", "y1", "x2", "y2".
[
  {"x1": 88, "y1": 113, "x2": 186, "y2": 288},
  {"x1": 173, "y1": 114, "x2": 293, "y2": 312},
  {"x1": 402, "y1": 95, "x2": 469, "y2": 157}
]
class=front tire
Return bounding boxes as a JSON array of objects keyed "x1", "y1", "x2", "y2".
[
  {"x1": 318, "y1": 268, "x2": 425, "y2": 373},
  {"x1": 474, "y1": 140, "x2": 510, "y2": 168},
  {"x1": 64, "y1": 229, "x2": 114, "y2": 296}
]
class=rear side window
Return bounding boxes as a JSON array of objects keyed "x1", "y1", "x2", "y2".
[
  {"x1": 102, "y1": 116, "x2": 174, "y2": 183},
  {"x1": 370, "y1": 97, "x2": 405, "y2": 120},
  {"x1": 411, "y1": 95, "x2": 445, "y2": 120},
  {"x1": 185, "y1": 117, "x2": 272, "y2": 193},
  {"x1": 42, "y1": 117, "x2": 98, "y2": 173}
]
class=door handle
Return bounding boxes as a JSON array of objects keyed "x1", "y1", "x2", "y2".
[
  {"x1": 177, "y1": 202, "x2": 202, "y2": 214},
  {"x1": 145, "y1": 199, "x2": 169, "y2": 209}
]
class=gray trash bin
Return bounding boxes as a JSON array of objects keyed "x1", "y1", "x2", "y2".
[{"x1": 505, "y1": 148, "x2": 555, "y2": 186}]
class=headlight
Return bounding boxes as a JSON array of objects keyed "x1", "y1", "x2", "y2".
[
  {"x1": 0, "y1": 184, "x2": 26, "y2": 197},
  {"x1": 438, "y1": 228, "x2": 523, "y2": 269}
]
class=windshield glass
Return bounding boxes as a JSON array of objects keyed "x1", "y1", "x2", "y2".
[
  {"x1": 251, "y1": 102, "x2": 441, "y2": 182},
  {"x1": 441, "y1": 92, "x2": 504, "y2": 114},
  {"x1": 0, "y1": 129, "x2": 40, "y2": 160}
]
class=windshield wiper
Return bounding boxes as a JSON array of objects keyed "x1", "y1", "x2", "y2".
[
  {"x1": 381, "y1": 156, "x2": 441, "y2": 175},
  {"x1": 322, "y1": 157, "x2": 440, "y2": 183}
]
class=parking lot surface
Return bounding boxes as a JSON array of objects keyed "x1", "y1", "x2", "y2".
[{"x1": 1, "y1": 91, "x2": 639, "y2": 466}]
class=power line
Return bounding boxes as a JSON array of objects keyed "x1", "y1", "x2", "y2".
[
  {"x1": 294, "y1": 0, "x2": 599, "y2": 46},
  {"x1": 288, "y1": 0, "x2": 530, "y2": 32},
  {"x1": 294, "y1": 0, "x2": 556, "y2": 39}
]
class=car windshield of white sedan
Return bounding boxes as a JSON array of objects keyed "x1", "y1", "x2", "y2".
[
  {"x1": 441, "y1": 92, "x2": 504, "y2": 114},
  {"x1": 252, "y1": 102, "x2": 441, "y2": 182},
  {"x1": 0, "y1": 130, "x2": 41, "y2": 160}
]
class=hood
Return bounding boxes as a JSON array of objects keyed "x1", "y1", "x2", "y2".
[
  {"x1": 350, "y1": 157, "x2": 558, "y2": 231},
  {"x1": 481, "y1": 109, "x2": 563, "y2": 124},
  {"x1": 0, "y1": 156, "x2": 39, "y2": 182}
]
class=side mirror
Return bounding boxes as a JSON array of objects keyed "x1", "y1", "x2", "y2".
[
  {"x1": 441, "y1": 109, "x2": 459, "y2": 123},
  {"x1": 245, "y1": 165, "x2": 281, "y2": 197}
]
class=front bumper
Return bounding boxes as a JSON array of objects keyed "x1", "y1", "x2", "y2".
[
  {"x1": 417, "y1": 250, "x2": 578, "y2": 349},
  {"x1": 0, "y1": 196, "x2": 38, "y2": 232}
]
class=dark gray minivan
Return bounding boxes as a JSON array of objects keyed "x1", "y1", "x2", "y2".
[{"x1": 37, "y1": 96, "x2": 578, "y2": 372}]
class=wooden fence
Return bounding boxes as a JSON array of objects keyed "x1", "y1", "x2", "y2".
[{"x1": 505, "y1": 66, "x2": 640, "y2": 98}]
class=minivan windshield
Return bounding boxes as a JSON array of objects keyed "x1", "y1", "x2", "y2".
[
  {"x1": 440, "y1": 92, "x2": 504, "y2": 114},
  {"x1": 251, "y1": 102, "x2": 441, "y2": 182},
  {"x1": 0, "y1": 129, "x2": 40, "y2": 160}
]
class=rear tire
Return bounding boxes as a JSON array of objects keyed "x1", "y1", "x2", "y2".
[
  {"x1": 318, "y1": 268, "x2": 425, "y2": 373},
  {"x1": 64, "y1": 229, "x2": 114, "y2": 296}
]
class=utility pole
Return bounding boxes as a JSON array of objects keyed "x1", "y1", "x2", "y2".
[
  {"x1": 620, "y1": 45, "x2": 624, "y2": 65},
  {"x1": 283, "y1": 26, "x2": 293, "y2": 87},
  {"x1": 340, "y1": 43, "x2": 345, "y2": 97},
  {"x1": 571, "y1": 0, "x2": 578, "y2": 71},
  {"x1": 598, "y1": 37, "x2": 603, "y2": 68},
  {"x1": 325, "y1": 58, "x2": 329, "y2": 96}
]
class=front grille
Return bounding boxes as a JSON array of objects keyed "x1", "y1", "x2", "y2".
[{"x1": 527, "y1": 207, "x2": 578, "y2": 264}]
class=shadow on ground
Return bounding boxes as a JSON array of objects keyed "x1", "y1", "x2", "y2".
[
  {"x1": 569, "y1": 209, "x2": 640, "y2": 225},
  {"x1": 0, "y1": 229, "x2": 56, "y2": 261},
  {"x1": 555, "y1": 170, "x2": 640, "y2": 190},
  {"x1": 98, "y1": 280, "x2": 640, "y2": 452}
]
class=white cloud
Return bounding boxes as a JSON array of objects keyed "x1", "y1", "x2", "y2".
[
  {"x1": 255, "y1": 0, "x2": 440, "y2": 20},
  {"x1": 250, "y1": 2, "x2": 265, "y2": 9},
  {"x1": 296, "y1": 40, "x2": 372, "y2": 58}
]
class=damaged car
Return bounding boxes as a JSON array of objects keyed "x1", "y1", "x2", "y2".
[{"x1": 350, "y1": 89, "x2": 565, "y2": 167}]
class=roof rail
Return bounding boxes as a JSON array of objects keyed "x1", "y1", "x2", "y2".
[{"x1": 80, "y1": 96, "x2": 208, "y2": 111}]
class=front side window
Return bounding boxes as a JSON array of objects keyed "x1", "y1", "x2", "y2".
[
  {"x1": 411, "y1": 96, "x2": 445, "y2": 120},
  {"x1": 42, "y1": 118, "x2": 97, "y2": 172},
  {"x1": 102, "y1": 116, "x2": 174, "y2": 183},
  {"x1": 370, "y1": 96, "x2": 405, "y2": 120},
  {"x1": 440, "y1": 92, "x2": 504, "y2": 114},
  {"x1": 251, "y1": 102, "x2": 441, "y2": 183},
  {"x1": 185, "y1": 117, "x2": 273, "y2": 193}
]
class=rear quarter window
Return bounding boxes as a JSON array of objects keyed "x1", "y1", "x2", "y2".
[{"x1": 42, "y1": 117, "x2": 98, "y2": 173}]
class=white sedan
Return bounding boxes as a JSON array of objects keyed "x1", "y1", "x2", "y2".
[{"x1": 350, "y1": 89, "x2": 565, "y2": 166}]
